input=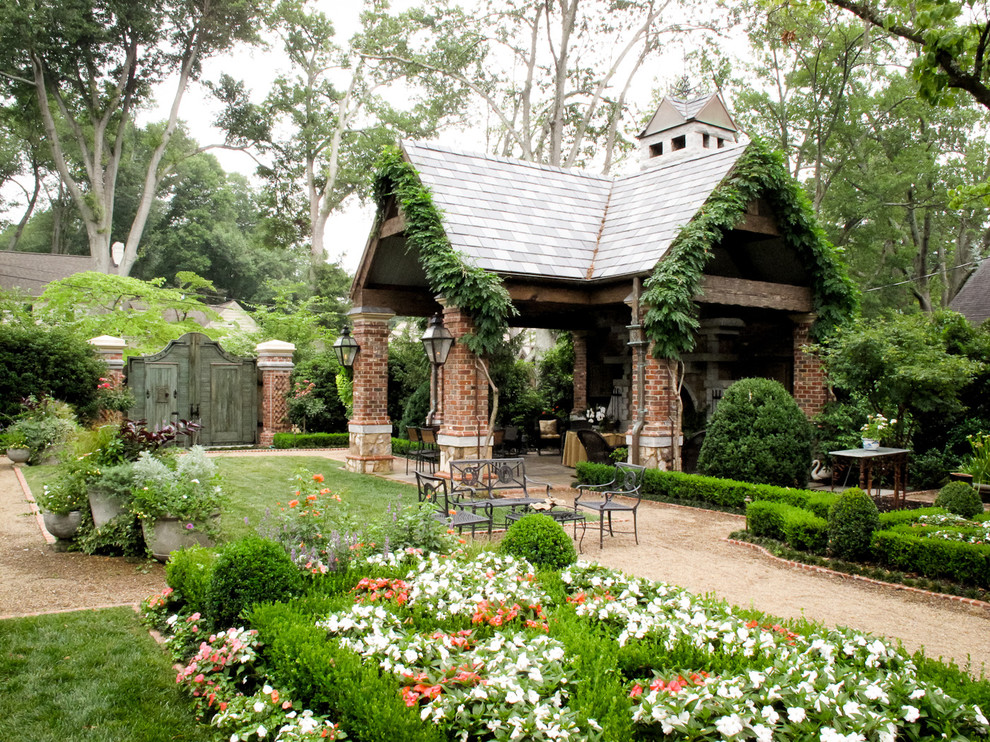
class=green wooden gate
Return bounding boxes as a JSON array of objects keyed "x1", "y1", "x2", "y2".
[{"x1": 126, "y1": 333, "x2": 258, "y2": 446}]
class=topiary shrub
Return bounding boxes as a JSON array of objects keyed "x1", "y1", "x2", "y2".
[
  {"x1": 498, "y1": 514, "x2": 577, "y2": 570},
  {"x1": 165, "y1": 546, "x2": 219, "y2": 615},
  {"x1": 697, "y1": 378, "x2": 814, "y2": 487},
  {"x1": 827, "y1": 487, "x2": 880, "y2": 562},
  {"x1": 783, "y1": 509, "x2": 828, "y2": 555},
  {"x1": 935, "y1": 481, "x2": 984, "y2": 519},
  {"x1": 206, "y1": 537, "x2": 302, "y2": 629}
]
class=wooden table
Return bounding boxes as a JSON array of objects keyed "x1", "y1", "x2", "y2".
[
  {"x1": 829, "y1": 447, "x2": 910, "y2": 506},
  {"x1": 562, "y1": 431, "x2": 626, "y2": 468}
]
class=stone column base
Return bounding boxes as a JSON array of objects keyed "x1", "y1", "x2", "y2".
[
  {"x1": 635, "y1": 434, "x2": 680, "y2": 471},
  {"x1": 437, "y1": 434, "x2": 490, "y2": 470},
  {"x1": 346, "y1": 424, "x2": 394, "y2": 474}
]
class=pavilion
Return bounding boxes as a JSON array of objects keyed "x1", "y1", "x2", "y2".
[{"x1": 344, "y1": 93, "x2": 855, "y2": 474}]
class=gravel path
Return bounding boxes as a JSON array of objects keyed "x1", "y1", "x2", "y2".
[{"x1": 3, "y1": 455, "x2": 989, "y2": 677}]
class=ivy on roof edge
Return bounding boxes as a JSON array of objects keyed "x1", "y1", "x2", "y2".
[
  {"x1": 642, "y1": 141, "x2": 859, "y2": 360},
  {"x1": 373, "y1": 146, "x2": 515, "y2": 357}
]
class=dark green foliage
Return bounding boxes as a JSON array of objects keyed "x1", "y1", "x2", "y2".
[
  {"x1": 250, "y1": 603, "x2": 446, "y2": 741},
  {"x1": 642, "y1": 141, "x2": 857, "y2": 358},
  {"x1": 828, "y1": 488, "x2": 880, "y2": 561},
  {"x1": 553, "y1": 609, "x2": 634, "y2": 740},
  {"x1": 397, "y1": 382, "x2": 431, "y2": 433},
  {"x1": 0, "y1": 325, "x2": 104, "y2": 422},
  {"x1": 872, "y1": 527, "x2": 990, "y2": 588},
  {"x1": 165, "y1": 546, "x2": 219, "y2": 615},
  {"x1": 911, "y1": 448, "x2": 959, "y2": 490},
  {"x1": 374, "y1": 148, "x2": 516, "y2": 356},
  {"x1": 698, "y1": 378, "x2": 814, "y2": 487},
  {"x1": 746, "y1": 501, "x2": 789, "y2": 540},
  {"x1": 805, "y1": 492, "x2": 838, "y2": 520},
  {"x1": 913, "y1": 653, "x2": 990, "y2": 712},
  {"x1": 77, "y1": 513, "x2": 145, "y2": 557},
  {"x1": 935, "y1": 481, "x2": 984, "y2": 518},
  {"x1": 288, "y1": 354, "x2": 348, "y2": 433},
  {"x1": 812, "y1": 401, "x2": 867, "y2": 459},
  {"x1": 878, "y1": 507, "x2": 947, "y2": 528},
  {"x1": 499, "y1": 514, "x2": 577, "y2": 569},
  {"x1": 388, "y1": 328, "x2": 430, "y2": 428},
  {"x1": 537, "y1": 334, "x2": 574, "y2": 419},
  {"x1": 271, "y1": 432, "x2": 349, "y2": 449},
  {"x1": 206, "y1": 538, "x2": 302, "y2": 628},
  {"x1": 783, "y1": 509, "x2": 828, "y2": 554}
]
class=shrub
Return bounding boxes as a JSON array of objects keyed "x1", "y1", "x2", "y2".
[
  {"x1": 878, "y1": 506, "x2": 947, "y2": 529},
  {"x1": 498, "y1": 514, "x2": 577, "y2": 569},
  {"x1": 746, "y1": 501, "x2": 788, "y2": 541},
  {"x1": 0, "y1": 325, "x2": 104, "y2": 422},
  {"x1": 827, "y1": 488, "x2": 879, "y2": 562},
  {"x1": 270, "y1": 432, "x2": 349, "y2": 449},
  {"x1": 207, "y1": 538, "x2": 302, "y2": 629},
  {"x1": 805, "y1": 492, "x2": 838, "y2": 520},
  {"x1": 872, "y1": 528, "x2": 990, "y2": 588},
  {"x1": 935, "y1": 481, "x2": 984, "y2": 519},
  {"x1": 165, "y1": 546, "x2": 219, "y2": 615},
  {"x1": 287, "y1": 354, "x2": 348, "y2": 433},
  {"x1": 911, "y1": 448, "x2": 959, "y2": 490},
  {"x1": 698, "y1": 378, "x2": 814, "y2": 487},
  {"x1": 783, "y1": 509, "x2": 828, "y2": 555}
]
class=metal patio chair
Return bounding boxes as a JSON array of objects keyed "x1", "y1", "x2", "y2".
[
  {"x1": 573, "y1": 462, "x2": 645, "y2": 549},
  {"x1": 415, "y1": 472, "x2": 492, "y2": 536}
]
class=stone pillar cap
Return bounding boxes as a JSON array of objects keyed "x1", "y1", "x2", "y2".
[
  {"x1": 255, "y1": 339, "x2": 296, "y2": 354},
  {"x1": 88, "y1": 335, "x2": 127, "y2": 350}
]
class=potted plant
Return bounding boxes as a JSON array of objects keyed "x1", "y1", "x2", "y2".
[
  {"x1": 85, "y1": 462, "x2": 136, "y2": 528},
  {"x1": 860, "y1": 413, "x2": 894, "y2": 450},
  {"x1": 130, "y1": 446, "x2": 226, "y2": 561},
  {"x1": 1, "y1": 425, "x2": 31, "y2": 464},
  {"x1": 35, "y1": 470, "x2": 88, "y2": 540}
]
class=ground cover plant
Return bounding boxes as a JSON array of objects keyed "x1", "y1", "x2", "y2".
[{"x1": 147, "y1": 548, "x2": 990, "y2": 741}]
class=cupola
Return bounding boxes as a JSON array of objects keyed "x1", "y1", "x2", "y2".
[{"x1": 636, "y1": 92, "x2": 740, "y2": 167}]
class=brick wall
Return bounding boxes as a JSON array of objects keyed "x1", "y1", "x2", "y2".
[
  {"x1": 792, "y1": 316, "x2": 829, "y2": 417},
  {"x1": 350, "y1": 312, "x2": 393, "y2": 426},
  {"x1": 440, "y1": 306, "x2": 488, "y2": 436},
  {"x1": 256, "y1": 340, "x2": 295, "y2": 446},
  {"x1": 571, "y1": 331, "x2": 588, "y2": 418}
]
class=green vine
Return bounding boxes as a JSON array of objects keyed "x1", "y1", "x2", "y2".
[
  {"x1": 373, "y1": 147, "x2": 516, "y2": 356},
  {"x1": 642, "y1": 141, "x2": 858, "y2": 359}
]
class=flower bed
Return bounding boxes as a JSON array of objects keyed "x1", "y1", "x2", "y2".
[{"x1": 147, "y1": 549, "x2": 990, "y2": 741}]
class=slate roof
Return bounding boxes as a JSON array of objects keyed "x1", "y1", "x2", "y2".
[
  {"x1": 402, "y1": 140, "x2": 746, "y2": 281},
  {"x1": 949, "y1": 259, "x2": 990, "y2": 326},
  {"x1": 0, "y1": 251, "x2": 98, "y2": 296}
]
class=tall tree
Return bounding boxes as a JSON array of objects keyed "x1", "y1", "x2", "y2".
[
  {"x1": 213, "y1": 0, "x2": 478, "y2": 270},
  {"x1": 820, "y1": 0, "x2": 990, "y2": 110},
  {"x1": 0, "y1": 0, "x2": 266, "y2": 275},
  {"x1": 377, "y1": 0, "x2": 729, "y2": 172}
]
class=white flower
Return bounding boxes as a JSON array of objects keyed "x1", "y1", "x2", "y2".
[
  {"x1": 753, "y1": 723, "x2": 773, "y2": 742},
  {"x1": 787, "y1": 707, "x2": 806, "y2": 723},
  {"x1": 909, "y1": 688, "x2": 925, "y2": 700},
  {"x1": 975, "y1": 706, "x2": 988, "y2": 726},
  {"x1": 902, "y1": 705, "x2": 920, "y2": 723},
  {"x1": 256, "y1": 725, "x2": 267, "y2": 738},
  {"x1": 262, "y1": 684, "x2": 273, "y2": 695},
  {"x1": 253, "y1": 700, "x2": 265, "y2": 713},
  {"x1": 761, "y1": 705, "x2": 780, "y2": 724},
  {"x1": 715, "y1": 714, "x2": 744, "y2": 737},
  {"x1": 842, "y1": 700, "x2": 861, "y2": 717}
]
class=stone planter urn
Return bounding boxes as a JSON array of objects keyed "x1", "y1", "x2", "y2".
[
  {"x1": 6, "y1": 447, "x2": 30, "y2": 464},
  {"x1": 43, "y1": 510, "x2": 82, "y2": 540},
  {"x1": 142, "y1": 515, "x2": 218, "y2": 562},
  {"x1": 88, "y1": 487, "x2": 128, "y2": 528}
]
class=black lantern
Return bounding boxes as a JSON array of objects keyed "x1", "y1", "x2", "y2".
[
  {"x1": 332, "y1": 327, "x2": 359, "y2": 368},
  {"x1": 420, "y1": 314, "x2": 454, "y2": 367}
]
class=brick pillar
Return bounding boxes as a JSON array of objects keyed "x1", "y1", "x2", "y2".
[
  {"x1": 346, "y1": 308, "x2": 395, "y2": 474},
  {"x1": 571, "y1": 331, "x2": 588, "y2": 419},
  {"x1": 631, "y1": 342, "x2": 678, "y2": 470},
  {"x1": 88, "y1": 335, "x2": 127, "y2": 385},
  {"x1": 792, "y1": 313, "x2": 829, "y2": 417},
  {"x1": 256, "y1": 340, "x2": 295, "y2": 446},
  {"x1": 438, "y1": 304, "x2": 489, "y2": 468}
]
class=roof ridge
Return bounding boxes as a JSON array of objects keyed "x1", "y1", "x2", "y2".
[
  {"x1": 587, "y1": 181, "x2": 614, "y2": 279},
  {"x1": 403, "y1": 139, "x2": 611, "y2": 184}
]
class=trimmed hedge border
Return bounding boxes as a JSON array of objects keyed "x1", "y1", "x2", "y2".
[
  {"x1": 575, "y1": 462, "x2": 822, "y2": 512},
  {"x1": 872, "y1": 527, "x2": 990, "y2": 589},
  {"x1": 271, "y1": 433, "x2": 416, "y2": 457}
]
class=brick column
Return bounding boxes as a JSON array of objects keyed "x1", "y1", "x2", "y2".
[
  {"x1": 631, "y1": 343, "x2": 678, "y2": 470},
  {"x1": 438, "y1": 304, "x2": 489, "y2": 468},
  {"x1": 571, "y1": 331, "x2": 588, "y2": 419},
  {"x1": 346, "y1": 308, "x2": 395, "y2": 474},
  {"x1": 88, "y1": 335, "x2": 127, "y2": 385},
  {"x1": 256, "y1": 340, "x2": 295, "y2": 446},
  {"x1": 791, "y1": 313, "x2": 829, "y2": 418}
]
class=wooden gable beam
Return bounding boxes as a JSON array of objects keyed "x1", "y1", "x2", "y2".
[{"x1": 695, "y1": 275, "x2": 812, "y2": 312}]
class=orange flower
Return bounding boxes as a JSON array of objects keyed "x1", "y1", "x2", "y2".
[
  {"x1": 313, "y1": 473, "x2": 324, "y2": 482},
  {"x1": 307, "y1": 494, "x2": 318, "y2": 502},
  {"x1": 289, "y1": 500, "x2": 299, "y2": 508}
]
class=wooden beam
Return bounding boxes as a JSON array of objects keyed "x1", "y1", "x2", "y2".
[
  {"x1": 505, "y1": 280, "x2": 633, "y2": 307},
  {"x1": 695, "y1": 275, "x2": 812, "y2": 311},
  {"x1": 379, "y1": 214, "x2": 406, "y2": 239},
  {"x1": 351, "y1": 286, "x2": 440, "y2": 317},
  {"x1": 735, "y1": 211, "x2": 780, "y2": 235}
]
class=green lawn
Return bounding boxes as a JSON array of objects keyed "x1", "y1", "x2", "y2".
[{"x1": 0, "y1": 608, "x2": 210, "y2": 742}]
